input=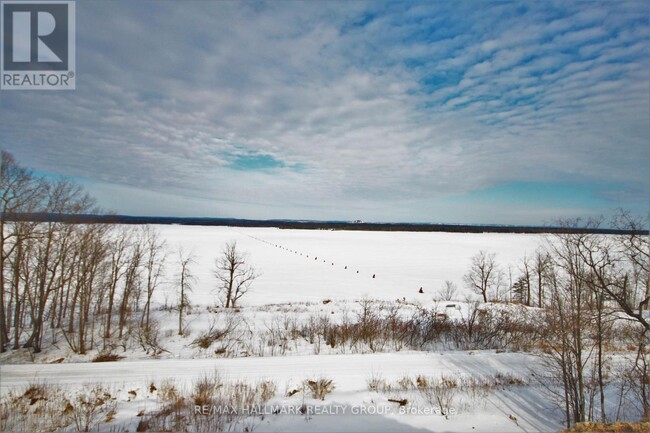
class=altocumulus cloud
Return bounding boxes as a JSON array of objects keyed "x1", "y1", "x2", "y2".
[{"x1": 0, "y1": 1, "x2": 648, "y2": 224}]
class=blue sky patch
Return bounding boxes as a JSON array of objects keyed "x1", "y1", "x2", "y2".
[{"x1": 229, "y1": 153, "x2": 286, "y2": 171}]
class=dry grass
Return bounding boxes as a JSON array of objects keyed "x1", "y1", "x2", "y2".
[
  {"x1": 370, "y1": 372, "x2": 530, "y2": 415},
  {"x1": 366, "y1": 372, "x2": 387, "y2": 392},
  {"x1": 137, "y1": 374, "x2": 277, "y2": 432},
  {"x1": 305, "y1": 377, "x2": 335, "y2": 401},
  {"x1": 0, "y1": 381, "x2": 116, "y2": 433},
  {"x1": 560, "y1": 422, "x2": 650, "y2": 432},
  {"x1": 158, "y1": 379, "x2": 182, "y2": 403}
]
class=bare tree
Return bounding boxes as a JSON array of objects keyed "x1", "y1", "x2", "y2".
[
  {"x1": 103, "y1": 229, "x2": 132, "y2": 346},
  {"x1": 463, "y1": 251, "x2": 503, "y2": 303},
  {"x1": 0, "y1": 151, "x2": 44, "y2": 352},
  {"x1": 140, "y1": 226, "x2": 167, "y2": 336},
  {"x1": 0, "y1": 153, "x2": 178, "y2": 357},
  {"x1": 612, "y1": 211, "x2": 650, "y2": 422},
  {"x1": 517, "y1": 255, "x2": 532, "y2": 305},
  {"x1": 439, "y1": 280, "x2": 457, "y2": 301},
  {"x1": 118, "y1": 239, "x2": 143, "y2": 339},
  {"x1": 537, "y1": 216, "x2": 648, "y2": 426},
  {"x1": 533, "y1": 249, "x2": 551, "y2": 308},
  {"x1": 214, "y1": 241, "x2": 258, "y2": 308},
  {"x1": 177, "y1": 248, "x2": 196, "y2": 335},
  {"x1": 70, "y1": 224, "x2": 109, "y2": 354},
  {"x1": 567, "y1": 213, "x2": 650, "y2": 420},
  {"x1": 23, "y1": 179, "x2": 98, "y2": 353},
  {"x1": 540, "y1": 230, "x2": 595, "y2": 427}
]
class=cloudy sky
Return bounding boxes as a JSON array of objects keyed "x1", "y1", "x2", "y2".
[{"x1": 1, "y1": 0, "x2": 648, "y2": 224}]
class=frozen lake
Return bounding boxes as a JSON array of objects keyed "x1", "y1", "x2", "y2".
[{"x1": 155, "y1": 225, "x2": 543, "y2": 306}]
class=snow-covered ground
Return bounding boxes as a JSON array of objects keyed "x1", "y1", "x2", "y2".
[
  {"x1": 1, "y1": 226, "x2": 564, "y2": 432},
  {"x1": 1, "y1": 351, "x2": 560, "y2": 432},
  {"x1": 156, "y1": 226, "x2": 543, "y2": 306}
]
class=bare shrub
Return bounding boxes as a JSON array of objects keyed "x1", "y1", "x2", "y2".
[
  {"x1": 376, "y1": 372, "x2": 529, "y2": 415},
  {"x1": 260, "y1": 317, "x2": 295, "y2": 356},
  {"x1": 305, "y1": 377, "x2": 335, "y2": 400},
  {"x1": 192, "y1": 373, "x2": 221, "y2": 407},
  {"x1": 92, "y1": 351, "x2": 125, "y2": 362},
  {"x1": 440, "y1": 280, "x2": 458, "y2": 301},
  {"x1": 433, "y1": 375, "x2": 459, "y2": 415},
  {"x1": 158, "y1": 379, "x2": 182, "y2": 404},
  {"x1": 135, "y1": 318, "x2": 167, "y2": 356},
  {"x1": 257, "y1": 380, "x2": 277, "y2": 402},
  {"x1": 416, "y1": 375, "x2": 429, "y2": 389},
  {"x1": 367, "y1": 371, "x2": 387, "y2": 392},
  {"x1": 192, "y1": 313, "x2": 242, "y2": 350},
  {"x1": 355, "y1": 298, "x2": 387, "y2": 352},
  {"x1": 139, "y1": 375, "x2": 277, "y2": 433},
  {"x1": 397, "y1": 376, "x2": 415, "y2": 391},
  {"x1": 1, "y1": 381, "x2": 72, "y2": 433},
  {"x1": 293, "y1": 299, "x2": 540, "y2": 355},
  {"x1": 70, "y1": 384, "x2": 116, "y2": 432},
  {"x1": 494, "y1": 372, "x2": 528, "y2": 386}
]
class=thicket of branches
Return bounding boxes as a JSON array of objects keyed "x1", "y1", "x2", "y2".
[
  {"x1": 0, "y1": 152, "x2": 174, "y2": 355},
  {"x1": 537, "y1": 218, "x2": 649, "y2": 426},
  {"x1": 0, "y1": 152, "x2": 262, "y2": 356},
  {"x1": 461, "y1": 215, "x2": 649, "y2": 426}
]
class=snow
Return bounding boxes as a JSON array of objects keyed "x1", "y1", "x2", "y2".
[
  {"x1": 0, "y1": 351, "x2": 534, "y2": 390},
  {"x1": 0, "y1": 226, "x2": 564, "y2": 432},
  {"x1": 155, "y1": 226, "x2": 542, "y2": 306},
  {"x1": 1, "y1": 351, "x2": 560, "y2": 432}
]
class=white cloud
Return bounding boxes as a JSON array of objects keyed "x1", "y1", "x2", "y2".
[{"x1": 1, "y1": 0, "x2": 647, "y2": 222}]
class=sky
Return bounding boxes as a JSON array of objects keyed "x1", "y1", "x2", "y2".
[{"x1": 1, "y1": 0, "x2": 649, "y2": 225}]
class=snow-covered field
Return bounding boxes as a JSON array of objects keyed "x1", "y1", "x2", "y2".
[
  {"x1": 1, "y1": 351, "x2": 559, "y2": 432},
  {"x1": 156, "y1": 225, "x2": 543, "y2": 305},
  {"x1": 2, "y1": 226, "x2": 566, "y2": 432}
]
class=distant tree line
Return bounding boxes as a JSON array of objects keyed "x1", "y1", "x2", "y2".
[{"x1": 5, "y1": 212, "x2": 646, "y2": 236}]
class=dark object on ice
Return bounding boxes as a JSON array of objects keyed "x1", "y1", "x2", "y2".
[
  {"x1": 345, "y1": 266, "x2": 347, "y2": 269},
  {"x1": 388, "y1": 398, "x2": 408, "y2": 406},
  {"x1": 323, "y1": 299, "x2": 332, "y2": 304},
  {"x1": 419, "y1": 287, "x2": 424, "y2": 294},
  {"x1": 372, "y1": 274, "x2": 376, "y2": 278}
]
